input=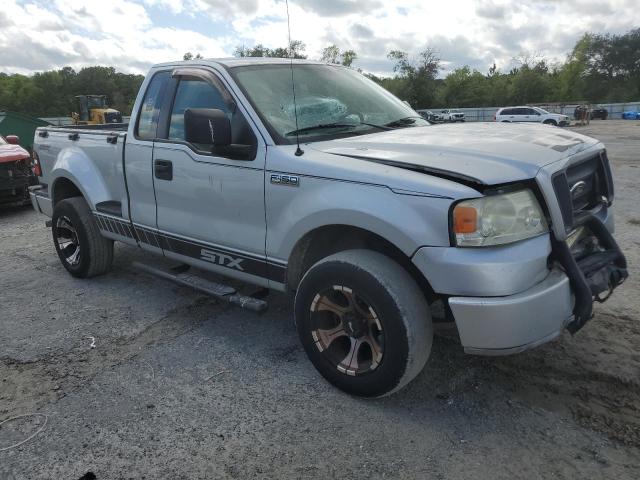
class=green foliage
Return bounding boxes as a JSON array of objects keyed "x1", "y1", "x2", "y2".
[
  {"x1": 319, "y1": 45, "x2": 358, "y2": 67},
  {"x1": 341, "y1": 50, "x2": 357, "y2": 68},
  {"x1": 384, "y1": 48, "x2": 441, "y2": 107},
  {"x1": 0, "y1": 66, "x2": 144, "y2": 117},
  {"x1": 183, "y1": 52, "x2": 203, "y2": 60},
  {"x1": 373, "y1": 28, "x2": 640, "y2": 108},
  {"x1": 1, "y1": 29, "x2": 638, "y2": 118},
  {"x1": 321, "y1": 45, "x2": 341, "y2": 64},
  {"x1": 233, "y1": 41, "x2": 307, "y2": 59}
]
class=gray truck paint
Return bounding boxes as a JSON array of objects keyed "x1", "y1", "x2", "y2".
[{"x1": 30, "y1": 58, "x2": 616, "y2": 354}]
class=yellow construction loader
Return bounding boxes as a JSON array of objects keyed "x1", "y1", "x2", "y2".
[{"x1": 71, "y1": 95, "x2": 123, "y2": 125}]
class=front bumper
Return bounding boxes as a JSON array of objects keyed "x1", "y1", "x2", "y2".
[
  {"x1": 413, "y1": 213, "x2": 626, "y2": 355},
  {"x1": 449, "y1": 269, "x2": 574, "y2": 354}
]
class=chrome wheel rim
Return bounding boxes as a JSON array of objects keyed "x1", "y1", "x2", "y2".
[
  {"x1": 55, "y1": 216, "x2": 81, "y2": 266},
  {"x1": 310, "y1": 286, "x2": 384, "y2": 376}
]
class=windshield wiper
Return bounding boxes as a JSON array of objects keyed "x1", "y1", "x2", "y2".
[
  {"x1": 384, "y1": 116, "x2": 424, "y2": 128},
  {"x1": 285, "y1": 121, "x2": 391, "y2": 137}
]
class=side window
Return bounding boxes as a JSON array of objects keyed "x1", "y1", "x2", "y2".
[
  {"x1": 136, "y1": 71, "x2": 170, "y2": 140},
  {"x1": 168, "y1": 78, "x2": 230, "y2": 140},
  {"x1": 167, "y1": 76, "x2": 257, "y2": 159}
]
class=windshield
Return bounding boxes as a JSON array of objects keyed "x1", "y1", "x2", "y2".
[
  {"x1": 534, "y1": 107, "x2": 550, "y2": 114},
  {"x1": 0, "y1": 136, "x2": 6, "y2": 145},
  {"x1": 230, "y1": 64, "x2": 428, "y2": 144}
]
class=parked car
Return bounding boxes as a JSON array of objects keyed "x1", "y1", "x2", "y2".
[
  {"x1": 0, "y1": 134, "x2": 35, "y2": 206},
  {"x1": 440, "y1": 109, "x2": 465, "y2": 122},
  {"x1": 29, "y1": 59, "x2": 627, "y2": 397},
  {"x1": 495, "y1": 106, "x2": 569, "y2": 126},
  {"x1": 574, "y1": 105, "x2": 608, "y2": 120},
  {"x1": 622, "y1": 111, "x2": 640, "y2": 120},
  {"x1": 416, "y1": 109, "x2": 441, "y2": 122}
]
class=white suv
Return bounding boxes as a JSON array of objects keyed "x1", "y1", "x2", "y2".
[
  {"x1": 440, "y1": 109, "x2": 465, "y2": 122},
  {"x1": 494, "y1": 106, "x2": 569, "y2": 126}
]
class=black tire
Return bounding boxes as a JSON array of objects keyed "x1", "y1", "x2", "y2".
[
  {"x1": 294, "y1": 250, "x2": 432, "y2": 397},
  {"x1": 543, "y1": 119, "x2": 558, "y2": 126},
  {"x1": 51, "y1": 197, "x2": 113, "y2": 278}
]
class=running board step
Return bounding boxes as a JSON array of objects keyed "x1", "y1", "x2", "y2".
[{"x1": 132, "y1": 261, "x2": 268, "y2": 313}]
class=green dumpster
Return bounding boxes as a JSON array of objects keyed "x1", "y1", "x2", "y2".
[{"x1": 0, "y1": 111, "x2": 51, "y2": 153}]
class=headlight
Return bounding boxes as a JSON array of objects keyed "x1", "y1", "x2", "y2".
[{"x1": 452, "y1": 189, "x2": 548, "y2": 247}]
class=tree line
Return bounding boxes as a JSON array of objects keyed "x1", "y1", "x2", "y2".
[
  {"x1": 0, "y1": 66, "x2": 144, "y2": 117},
  {"x1": 0, "y1": 28, "x2": 637, "y2": 117}
]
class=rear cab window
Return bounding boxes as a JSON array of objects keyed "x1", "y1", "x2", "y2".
[{"x1": 136, "y1": 71, "x2": 171, "y2": 140}]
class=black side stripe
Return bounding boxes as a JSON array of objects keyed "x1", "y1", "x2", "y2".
[{"x1": 93, "y1": 212, "x2": 286, "y2": 283}]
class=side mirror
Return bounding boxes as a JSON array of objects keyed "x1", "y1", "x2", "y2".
[
  {"x1": 5, "y1": 135, "x2": 19, "y2": 145},
  {"x1": 184, "y1": 108, "x2": 231, "y2": 147}
]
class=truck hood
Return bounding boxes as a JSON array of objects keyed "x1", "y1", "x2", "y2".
[
  {"x1": 0, "y1": 143, "x2": 30, "y2": 164},
  {"x1": 309, "y1": 122, "x2": 599, "y2": 186}
]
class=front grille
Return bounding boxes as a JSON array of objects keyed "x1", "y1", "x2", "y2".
[{"x1": 552, "y1": 151, "x2": 613, "y2": 232}]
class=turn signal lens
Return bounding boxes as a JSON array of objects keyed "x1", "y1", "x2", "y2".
[{"x1": 453, "y1": 205, "x2": 478, "y2": 233}]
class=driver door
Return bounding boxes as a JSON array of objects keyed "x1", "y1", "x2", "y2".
[{"x1": 151, "y1": 68, "x2": 270, "y2": 285}]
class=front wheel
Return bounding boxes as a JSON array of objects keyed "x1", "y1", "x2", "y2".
[
  {"x1": 295, "y1": 250, "x2": 433, "y2": 397},
  {"x1": 543, "y1": 119, "x2": 558, "y2": 126},
  {"x1": 52, "y1": 197, "x2": 114, "y2": 278}
]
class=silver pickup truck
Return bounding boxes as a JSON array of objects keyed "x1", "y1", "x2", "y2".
[{"x1": 29, "y1": 58, "x2": 627, "y2": 397}]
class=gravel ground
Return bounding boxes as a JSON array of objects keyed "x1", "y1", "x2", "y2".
[{"x1": 1, "y1": 120, "x2": 639, "y2": 479}]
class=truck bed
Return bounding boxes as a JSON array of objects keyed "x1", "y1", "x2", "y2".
[
  {"x1": 34, "y1": 125, "x2": 129, "y2": 216},
  {"x1": 45, "y1": 123, "x2": 129, "y2": 131}
]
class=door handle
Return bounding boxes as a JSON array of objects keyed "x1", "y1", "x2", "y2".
[{"x1": 154, "y1": 159, "x2": 173, "y2": 181}]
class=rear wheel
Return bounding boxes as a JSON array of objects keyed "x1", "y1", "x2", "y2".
[
  {"x1": 295, "y1": 250, "x2": 432, "y2": 397},
  {"x1": 52, "y1": 197, "x2": 113, "y2": 278}
]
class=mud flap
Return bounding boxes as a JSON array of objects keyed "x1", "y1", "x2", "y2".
[{"x1": 552, "y1": 215, "x2": 627, "y2": 334}]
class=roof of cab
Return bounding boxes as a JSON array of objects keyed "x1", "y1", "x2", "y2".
[{"x1": 152, "y1": 57, "x2": 327, "y2": 69}]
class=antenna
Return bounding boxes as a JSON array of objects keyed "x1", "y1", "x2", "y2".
[{"x1": 285, "y1": 0, "x2": 304, "y2": 156}]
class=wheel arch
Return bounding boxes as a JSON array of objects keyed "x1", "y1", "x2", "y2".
[
  {"x1": 51, "y1": 176, "x2": 84, "y2": 206},
  {"x1": 285, "y1": 224, "x2": 436, "y2": 302},
  {"x1": 50, "y1": 148, "x2": 112, "y2": 209}
]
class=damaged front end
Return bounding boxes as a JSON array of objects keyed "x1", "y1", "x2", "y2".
[
  {"x1": 547, "y1": 151, "x2": 628, "y2": 334},
  {"x1": 0, "y1": 159, "x2": 35, "y2": 206},
  {"x1": 552, "y1": 215, "x2": 627, "y2": 333}
]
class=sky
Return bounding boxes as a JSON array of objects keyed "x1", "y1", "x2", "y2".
[{"x1": 0, "y1": 0, "x2": 638, "y2": 77}]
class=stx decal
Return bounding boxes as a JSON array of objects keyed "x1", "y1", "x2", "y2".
[{"x1": 200, "y1": 249, "x2": 244, "y2": 271}]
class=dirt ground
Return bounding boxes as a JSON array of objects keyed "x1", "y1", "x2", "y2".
[{"x1": 1, "y1": 120, "x2": 639, "y2": 479}]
